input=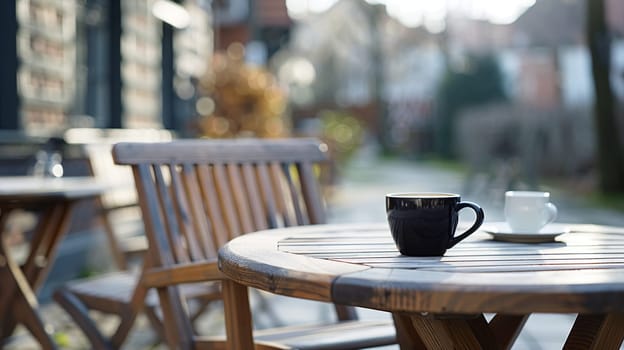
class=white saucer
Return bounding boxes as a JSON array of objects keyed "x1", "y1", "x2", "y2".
[{"x1": 481, "y1": 222, "x2": 570, "y2": 243}]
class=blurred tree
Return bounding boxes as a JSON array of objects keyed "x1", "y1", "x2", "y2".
[
  {"x1": 435, "y1": 55, "x2": 507, "y2": 158},
  {"x1": 195, "y1": 43, "x2": 289, "y2": 138},
  {"x1": 587, "y1": 0, "x2": 624, "y2": 193},
  {"x1": 319, "y1": 109, "x2": 364, "y2": 164}
]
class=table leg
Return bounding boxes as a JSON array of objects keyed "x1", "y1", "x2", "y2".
[
  {"x1": 222, "y1": 279, "x2": 255, "y2": 350},
  {"x1": 411, "y1": 313, "x2": 499, "y2": 349},
  {"x1": 24, "y1": 203, "x2": 74, "y2": 290},
  {"x1": 394, "y1": 313, "x2": 528, "y2": 350},
  {"x1": 0, "y1": 232, "x2": 57, "y2": 349},
  {"x1": 392, "y1": 313, "x2": 426, "y2": 349},
  {"x1": 0, "y1": 202, "x2": 74, "y2": 347},
  {"x1": 12, "y1": 284, "x2": 58, "y2": 350},
  {"x1": 0, "y1": 205, "x2": 59, "y2": 328},
  {"x1": 488, "y1": 314, "x2": 529, "y2": 349},
  {"x1": 0, "y1": 208, "x2": 17, "y2": 341},
  {"x1": 564, "y1": 313, "x2": 624, "y2": 350}
]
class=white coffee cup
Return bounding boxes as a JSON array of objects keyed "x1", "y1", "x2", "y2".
[{"x1": 504, "y1": 191, "x2": 558, "y2": 233}]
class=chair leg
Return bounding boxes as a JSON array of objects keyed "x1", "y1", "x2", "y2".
[
  {"x1": 143, "y1": 305, "x2": 166, "y2": 343},
  {"x1": 53, "y1": 288, "x2": 114, "y2": 350},
  {"x1": 189, "y1": 298, "x2": 211, "y2": 324}
]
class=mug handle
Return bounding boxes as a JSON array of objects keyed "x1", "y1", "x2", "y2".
[
  {"x1": 449, "y1": 201, "x2": 485, "y2": 248},
  {"x1": 543, "y1": 202, "x2": 558, "y2": 225}
]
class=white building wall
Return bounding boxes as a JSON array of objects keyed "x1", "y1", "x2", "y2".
[
  {"x1": 558, "y1": 45, "x2": 594, "y2": 108},
  {"x1": 611, "y1": 39, "x2": 624, "y2": 102}
]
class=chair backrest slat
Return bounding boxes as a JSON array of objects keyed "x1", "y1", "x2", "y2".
[
  {"x1": 153, "y1": 165, "x2": 190, "y2": 263},
  {"x1": 196, "y1": 164, "x2": 229, "y2": 248},
  {"x1": 190, "y1": 165, "x2": 218, "y2": 258},
  {"x1": 170, "y1": 163, "x2": 205, "y2": 262},
  {"x1": 282, "y1": 163, "x2": 308, "y2": 226},
  {"x1": 180, "y1": 164, "x2": 214, "y2": 259},
  {"x1": 256, "y1": 163, "x2": 280, "y2": 228},
  {"x1": 212, "y1": 164, "x2": 241, "y2": 240},
  {"x1": 298, "y1": 162, "x2": 326, "y2": 225},
  {"x1": 242, "y1": 163, "x2": 269, "y2": 231},
  {"x1": 226, "y1": 163, "x2": 255, "y2": 235},
  {"x1": 269, "y1": 162, "x2": 295, "y2": 227},
  {"x1": 133, "y1": 164, "x2": 172, "y2": 267}
]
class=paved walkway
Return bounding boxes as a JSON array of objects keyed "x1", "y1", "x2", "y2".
[{"x1": 5, "y1": 151, "x2": 624, "y2": 349}]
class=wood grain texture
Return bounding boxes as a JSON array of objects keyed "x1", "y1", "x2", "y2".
[
  {"x1": 564, "y1": 313, "x2": 624, "y2": 350},
  {"x1": 142, "y1": 260, "x2": 225, "y2": 287},
  {"x1": 488, "y1": 314, "x2": 528, "y2": 349},
  {"x1": 196, "y1": 164, "x2": 229, "y2": 248},
  {"x1": 407, "y1": 314, "x2": 500, "y2": 350},
  {"x1": 392, "y1": 313, "x2": 427, "y2": 349},
  {"x1": 222, "y1": 279, "x2": 254, "y2": 350}
]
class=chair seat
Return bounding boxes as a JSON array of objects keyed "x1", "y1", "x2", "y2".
[{"x1": 200, "y1": 319, "x2": 397, "y2": 350}]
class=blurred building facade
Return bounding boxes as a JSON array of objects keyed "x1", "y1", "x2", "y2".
[
  {"x1": 213, "y1": 0, "x2": 291, "y2": 61},
  {"x1": 0, "y1": 0, "x2": 213, "y2": 135},
  {"x1": 277, "y1": 0, "x2": 624, "y2": 184}
]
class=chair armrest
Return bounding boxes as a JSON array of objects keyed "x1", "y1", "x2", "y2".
[{"x1": 142, "y1": 259, "x2": 226, "y2": 288}]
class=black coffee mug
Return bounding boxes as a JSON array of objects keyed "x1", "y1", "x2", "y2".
[{"x1": 386, "y1": 193, "x2": 485, "y2": 256}]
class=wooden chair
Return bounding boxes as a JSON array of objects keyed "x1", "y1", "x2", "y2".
[{"x1": 59, "y1": 138, "x2": 396, "y2": 349}]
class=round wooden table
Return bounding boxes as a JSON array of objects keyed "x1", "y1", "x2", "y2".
[
  {"x1": 0, "y1": 176, "x2": 105, "y2": 349},
  {"x1": 219, "y1": 222, "x2": 624, "y2": 349}
]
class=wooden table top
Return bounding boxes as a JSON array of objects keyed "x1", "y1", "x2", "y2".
[
  {"x1": 0, "y1": 176, "x2": 105, "y2": 202},
  {"x1": 219, "y1": 222, "x2": 624, "y2": 315}
]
